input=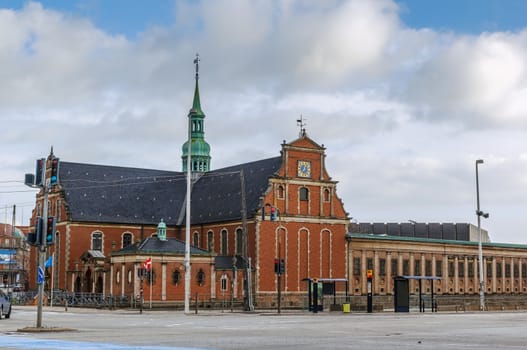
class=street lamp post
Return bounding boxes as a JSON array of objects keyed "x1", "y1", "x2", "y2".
[
  {"x1": 345, "y1": 232, "x2": 352, "y2": 302},
  {"x1": 475, "y1": 159, "x2": 489, "y2": 311}
]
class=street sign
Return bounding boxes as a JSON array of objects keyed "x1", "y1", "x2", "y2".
[{"x1": 38, "y1": 266, "x2": 44, "y2": 285}]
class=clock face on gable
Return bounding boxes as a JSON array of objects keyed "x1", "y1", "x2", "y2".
[{"x1": 297, "y1": 160, "x2": 312, "y2": 178}]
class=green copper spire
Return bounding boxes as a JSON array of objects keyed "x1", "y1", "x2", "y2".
[
  {"x1": 190, "y1": 53, "x2": 203, "y2": 115},
  {"x1": 182, "y1": 54, "x2": 211, "y2": 173}
]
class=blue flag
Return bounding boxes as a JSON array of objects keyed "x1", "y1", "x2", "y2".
[{"x1": 44, "y1": 255, "x2": 53, "y2": 268}]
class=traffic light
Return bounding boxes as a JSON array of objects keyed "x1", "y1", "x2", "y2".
[
  {"x1": 46, "y1": 216, "x2": 56, "y2": 245},
  {"x1": 270, "y1": 206, "x2": 277, "y2": 221},
  {"x1": 28, "y1": 217, "x2": 43, "y2": 246},
  {"x1": 35, "y1": 158, "x2": 45, "y2": 186},
  {"x1": 261, "y1": 206, "x2": 266, "y2": 221},
  {"x1": 50, "y1": 158, "x2": 60, "y2": 186},
  {"x1": 279, "y1": 259, "x2": 285, "y2": 274},
  {"x1": 274, "y1": 259, "x2": 279, "y2": 274}
]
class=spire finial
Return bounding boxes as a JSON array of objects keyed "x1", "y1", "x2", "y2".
[
  {"x1": 296, "y1": 115, "x2": 307, "y2": 137},
  {"x1": 50, "y1": 145, "x2": 54, "y2": 157},
  {"x1": 193, "y1": 53, "x2": 200, "y2": 80}
]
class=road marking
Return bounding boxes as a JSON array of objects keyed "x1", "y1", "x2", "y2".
[{"x1": 0, "y1": 335, "x2": 208, "y2": 350}]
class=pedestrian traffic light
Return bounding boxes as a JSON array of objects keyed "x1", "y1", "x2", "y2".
[
  {"x1": 46, "y1": 216, "x2": 56, "y2": 245},
  {"x1": 274, "y1": 259, "x2": 279, "y2": 274},
  {"x1": 270, "y1": 206, "x2": 277, "y2": 221},
  {"x1": 50, "y1": 158, "x2": 59, "y2": 186}
]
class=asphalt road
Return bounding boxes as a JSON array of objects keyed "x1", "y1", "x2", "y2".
[{"x1": 0, "y1": 306, "x2": 526, "y2": 349}]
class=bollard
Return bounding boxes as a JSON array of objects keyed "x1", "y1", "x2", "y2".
[{"x1": 64, "y1": 298, "x2": 68, "y2": 312}]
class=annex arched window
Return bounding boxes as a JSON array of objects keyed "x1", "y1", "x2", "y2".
[
  {"x1": 91, "y1": 232, "x2": 103, "y2": 251},
  {"x1": 299, "y1": 187, "x2": 309, "y2": 201},
  {"x1": 220, "y1": 274, "x2": 228, "y2": 292},
  {"x1": 196, "y1": 269, "x2": 205, "y2": 286},
  {"x1": 172, "y1": 270, "x2": 181, "y2": 285}
]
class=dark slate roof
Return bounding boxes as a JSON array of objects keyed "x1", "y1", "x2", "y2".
[
  {"x1": 59, "y1": 156, "x2": 282, "y2": 226},
  {"x1": 113, "y1": 237, "x2": 210, "y2": 256},
  {"x1": 190, "y1": 157, "x2": 282, "y2": 224},
  {"x1": 60, "y1": 162, "x2": 186, "y2": 225}
]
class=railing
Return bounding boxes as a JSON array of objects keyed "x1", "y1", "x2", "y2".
[
  {"x1": 9, "y1": 291, "x2": 38, "y2": 305},
  {"x1": 11, "y1": 291, "x2": 129, "y2": 309}
]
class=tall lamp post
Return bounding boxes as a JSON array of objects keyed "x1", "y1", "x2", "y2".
[
  {"x1": 345, "y1": 232, "x2": 352, "y2": 302},
  {"x1": 475, "y1": 159, "x2": 489, "y2": 311}
]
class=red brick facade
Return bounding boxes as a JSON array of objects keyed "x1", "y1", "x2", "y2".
[{"x1": 27, "y1": 135, "x2": 350, "y2": 308}]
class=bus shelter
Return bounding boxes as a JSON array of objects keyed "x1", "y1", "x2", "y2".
[
  {"x1": 302, "y1": 278, "x2": 348, "y2": 312},
  {"x1": 393, "y1": 275, "x2": 441, "y2": 312}
]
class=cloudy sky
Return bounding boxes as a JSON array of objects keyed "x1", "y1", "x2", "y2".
[{"x1": 1, "y1": 0, "x2": 526, "y2": 243}]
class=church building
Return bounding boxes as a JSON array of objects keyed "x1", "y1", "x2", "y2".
[{"x1": 27, "y1": 58, "x2": 350, "y2": 309}]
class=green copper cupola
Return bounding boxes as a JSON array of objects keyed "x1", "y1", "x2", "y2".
[{"x1": 182, "y1": 54, "x2": 211, "y2": 173}]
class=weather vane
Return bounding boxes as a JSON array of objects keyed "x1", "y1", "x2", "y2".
[
  {"x1": 193, "y1": 53, "x2": 200, "y2": 80},
  {"x1": 296, "y1": 115, "x2": 307, "y2": 137}
]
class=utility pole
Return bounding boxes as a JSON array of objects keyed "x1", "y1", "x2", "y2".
[
  {"x1": 239, "y1": 169, "x2": 254, "y2": 311},
  {"x1": 9, "y1": 205, "x2": 16, "y2": 296}
]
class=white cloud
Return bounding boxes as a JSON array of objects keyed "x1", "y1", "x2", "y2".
[
  {"x1": 406, "y1": 30, "x2": 527, "y2": 128},
  {"x1": 1, "y1": 0, "x2": 527, "y2": 243}
]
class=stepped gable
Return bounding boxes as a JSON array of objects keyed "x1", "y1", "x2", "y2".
[
  {"x1": 190, "y1": 156, "x2": 282, "y2": 224},
  {"x1": 60, "y1": 161, "x2": 186, "y2": 225}
]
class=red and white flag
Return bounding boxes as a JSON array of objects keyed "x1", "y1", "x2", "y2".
[{"x1": 143, "y1": 257, "x2": 152, "y2": 270}]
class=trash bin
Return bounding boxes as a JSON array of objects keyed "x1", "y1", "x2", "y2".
[{"x1": 342, "y1": 303, "x2": 350, "y2": 313}]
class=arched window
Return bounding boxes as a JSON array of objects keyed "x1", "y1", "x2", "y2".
[
  {"x1": 196, "y1": 269, "x2": 205, "y2": 286},
  {"x1": 207, "y1": 231, "x2": 214, "y2": 252},
  {"x1": 299, "y1": 187, "x2": 309, "y2": 201},
  {"x1": 172, "y1": 270, "x2": 181, "y2": 285},
  {"x1": 323, "y1": 188, "x2": 331, "y2": 202},
  {"x1": 122, "y1": 233, "x2": 133, "y2": 248},
  {"x1": 56, "y1": 200, "x2": 61, "y2": 221},
  {"x1": 220, "y1": 274, "x2": 228, "y2": 292},
  {"x1": 221, "y1": 229, "x2": 228, "y2": 255},
  {"x1": 277, "y1": 185, "x2": 285, "y2": 199},
  {"x1": 193, "y1": 232, "x2": 199, "y2": 247},
  {"x1": 92, "y1": 232, "x2": 103, "y2": 251},
  {"x1": 236, "y1": 228, "x2": 243, "y2": 255}
]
